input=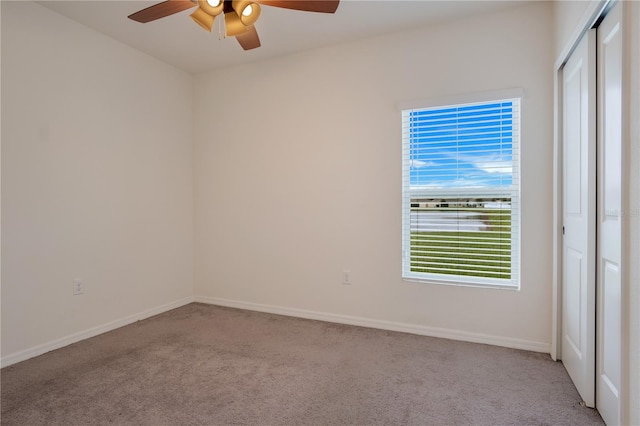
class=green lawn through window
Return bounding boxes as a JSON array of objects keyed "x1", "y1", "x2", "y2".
[{"x1": 410, "y1": 208, "x2": 512, "y2": 280}]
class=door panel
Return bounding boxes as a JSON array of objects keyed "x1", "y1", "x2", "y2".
[
  {"x1": 597, "y1": 2, "x2": 623, "y2": 423},
  {"x1": 562, "y1": 29, "x2": 596, "y2": 408},
  {"x1": 602, "y1": 262, "x2": 621, "y2": 388},
  {"x1": 564, "y1": 248, "x2": 582, "y2": 352}
]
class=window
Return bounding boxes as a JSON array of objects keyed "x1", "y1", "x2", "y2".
[{"x1": 401, "y1": 95, "x2": 520, "y2": 289}]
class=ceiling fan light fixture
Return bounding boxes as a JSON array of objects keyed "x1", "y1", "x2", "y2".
[
  {"x1": 190, "y1": 7, "x2": 215, "y2": 32},
  {"x1": 225, "y1": 11, "x2": 249, "y2": 36},
  {"x1": 198, "y1": 0, "x2": 224, "y2": 16},
  {"x1": 232, "y1": 0, "x2": 260, "y2": 26}
]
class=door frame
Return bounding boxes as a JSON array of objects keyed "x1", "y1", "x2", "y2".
[{"x1": 552, "y1": 0, "x2": 635, "y2": 423}]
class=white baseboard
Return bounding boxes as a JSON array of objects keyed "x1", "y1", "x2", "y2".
[
  {"x1": 2, "y1": 295, "x2": 550, "y2": 368},
  {"x1": 1, "y1": 296, "x2": 195, "y2": 368},
  {"x1": 195, "y1": 296, "x2": 551, "y2": 354}
]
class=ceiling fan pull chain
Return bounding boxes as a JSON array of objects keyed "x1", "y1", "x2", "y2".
[{"x1": 218, "y1": 14, "x2": 226, "y2": 40}]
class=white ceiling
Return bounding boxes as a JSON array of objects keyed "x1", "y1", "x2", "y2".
[{"x1": 39, "y1": 0, "x2": 528, "y2": 74}]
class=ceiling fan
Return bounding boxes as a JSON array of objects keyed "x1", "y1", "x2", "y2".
[{"x1": 128, "y1": 0, "x2": 340, "y2": 50}]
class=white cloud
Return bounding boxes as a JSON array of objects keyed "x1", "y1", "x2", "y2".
[
  {"x1": 449, "y1": 152, "x2": 512, "y2": 175},
  {"x1": 474, "y1": 160, "x2": 512, "y2": 175},
  {"x1": 445, "y1": 152, "x2": 513, "y2": 175},
  {"x1": 411, "y1": 177, "x2": 495, "y2": 190},
  {"x1": 411, "y1": 159, "x2": 437, "y2": 168}
]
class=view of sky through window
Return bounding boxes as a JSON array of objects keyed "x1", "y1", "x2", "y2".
[{"x1": 409, "y1": 101, "x2": 514, "y2": 190}]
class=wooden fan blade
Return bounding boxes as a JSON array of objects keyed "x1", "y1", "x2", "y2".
[
  {"x1": 128, "y1": 0, "x2": 196, "y2": 23},
  {"x1": 236, "y1": 25, "x2": 261, "y2": 50},
  {"x1": 255, "y1": 0, "x2": 339, "y2": 14}
]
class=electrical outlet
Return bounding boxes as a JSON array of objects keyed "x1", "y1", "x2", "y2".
[
  {"x1": 73, "y1": 279, "x2": 84, "y2": 295},
  {"x1": 342, "y1": 270, "x2": 351, "y2": 285}
]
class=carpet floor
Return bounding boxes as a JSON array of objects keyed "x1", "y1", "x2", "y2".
[{"x1": 1, "y1": 303, "x2": 603, "y2": 425}]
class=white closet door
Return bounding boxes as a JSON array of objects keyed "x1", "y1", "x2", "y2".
[
  {"x1": 597, "y1": 2, "x2": 623, "y2": 424},
  {"x1": 562, "y1": 29, "x2": 597, "y2": 408}
]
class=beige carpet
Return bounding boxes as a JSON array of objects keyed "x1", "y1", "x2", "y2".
[{"x1": 1, "y1": 303, "x2": 603, "y2": 425}]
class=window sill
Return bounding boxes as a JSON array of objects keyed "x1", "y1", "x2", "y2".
[{"x1": 402, "y1": 274, "x2": 520, "y2": 291}]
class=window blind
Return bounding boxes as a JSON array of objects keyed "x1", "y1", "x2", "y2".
[{"x1": 402, "y1": 98, "x2": 520, "y2": 288}]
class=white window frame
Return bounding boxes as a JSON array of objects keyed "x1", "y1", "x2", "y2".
[{"x1": 400, "y1": 89, "x2": 522, "y2": 290}]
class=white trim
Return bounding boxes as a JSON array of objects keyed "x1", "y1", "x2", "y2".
[
  {"x1": 195, "y1": 296, "x2": 551, "y2": 354},
  {"x1": 401, "y1": 275, "x2": 519, "y2": 291},
  {"x1": 0, "y1": 296, "x2": 195, "y2": 368},
  {"x1": 401, "y1": 97, "x2": 521, "y2": 290},
  {"x1": 625, "y1": 4, "x2": 640, "y2": 424},
  {"x1": 554, "y1": 1, "x2": 610, "y2": 70},
  {"x1": 620, "y1": 2, "x2": 638, "y2": 423},
  {"x1": 397, "y1": 87, "x2": 524, "y2": 112},
  {"x1": 551, "y1": 64, "x2": 562, "y2": 362}
]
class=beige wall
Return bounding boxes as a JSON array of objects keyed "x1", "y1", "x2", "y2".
[
  {"x1": 1, "y1": 2, "x2": 194, "y2": 360},
  {"x1": 193, "y1": 2, "x2": 555, "y2": 350}
]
